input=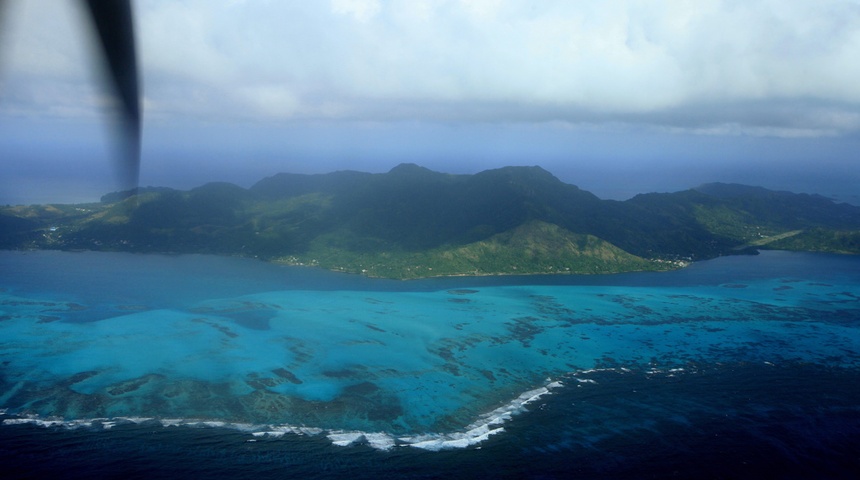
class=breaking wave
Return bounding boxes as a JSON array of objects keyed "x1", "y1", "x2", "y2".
[{"x1": 0, "y1": 378, "x2": 568, "y2": 452}]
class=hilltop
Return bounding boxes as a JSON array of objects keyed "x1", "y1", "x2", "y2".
[{"x1": 2, "y1": 164, "x2": 858, "y2": 278}]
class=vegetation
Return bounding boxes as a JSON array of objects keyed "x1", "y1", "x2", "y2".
[
  {"x1": 282, "y1": 221, "x2": 673, "y2": 279},
  {"x1": 2, "y1": 165, "x2": 858, "y2": 279},
  {"x1": 767, "y1": 228, "x2": 860, "y2": 254}
]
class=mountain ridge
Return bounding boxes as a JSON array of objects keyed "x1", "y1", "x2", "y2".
[{"x1": 2, "y1": 164, "x2": 858, "y2": 278}]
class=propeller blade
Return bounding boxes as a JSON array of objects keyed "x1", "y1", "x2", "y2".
[{"x1": 83, "y1": 0, "x2": 140, "y2": 193}]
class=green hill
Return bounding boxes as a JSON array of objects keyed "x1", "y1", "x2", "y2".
[{"x1": 285, "y1": 220, "x2": 671, "y2": 279}]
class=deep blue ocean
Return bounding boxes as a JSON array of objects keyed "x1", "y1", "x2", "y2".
[{"x1": 1, "y1": 249, "x2": 859, "y2": 479}]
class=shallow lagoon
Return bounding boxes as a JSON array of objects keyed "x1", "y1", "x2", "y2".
[{"x1": 1, "y1": 249, "x2": 859, "y2": 451}]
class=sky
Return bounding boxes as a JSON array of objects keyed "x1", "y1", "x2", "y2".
[{"x1": 1, "y1": 0, "x2": 859, "y2": 205}]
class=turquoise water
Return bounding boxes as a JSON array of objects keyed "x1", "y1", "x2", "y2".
[{"x1": 1, "y1": 250, "x2": 859, "y2": 452}]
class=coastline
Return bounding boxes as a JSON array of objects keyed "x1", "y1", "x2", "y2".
[{"x1": 3, "y1": 245, "x2": 688, "y2": 280}]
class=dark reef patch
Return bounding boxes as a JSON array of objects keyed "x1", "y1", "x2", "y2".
[
  {"x1": 107, "y1": 374, "x2": 164, "y2": 397},
  {"x1": 447, "y1": 298, "x2": 471, "y2": 303},
  {"x1": 272, "y1": 368, "x2": 303, "y2": 384}
]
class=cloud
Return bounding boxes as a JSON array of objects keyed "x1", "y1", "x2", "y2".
[
  {"x1": 331, "y1": 0, "x2": 382, "y2": 22},
  {"x1": 3, "y1": 0, "x2": 860, "y2": 138}
]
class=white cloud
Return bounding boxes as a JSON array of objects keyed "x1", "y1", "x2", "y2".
[
  {"x1": 237, "y1": 85, "x2": 301, "y2": 118},
  {"x1": 331, "y1": 0, "x2": 381, "y2": 22},
  {"x1": 0, "y1": 0, "x2": 91, "y2": 77},
  {"x1": 3, "y1": 0, "x2": 860, "y2": 137}
]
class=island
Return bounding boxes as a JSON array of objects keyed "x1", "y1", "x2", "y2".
[{"x1": 2, "y1": 164, "x2": 859, "y2": 279}]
